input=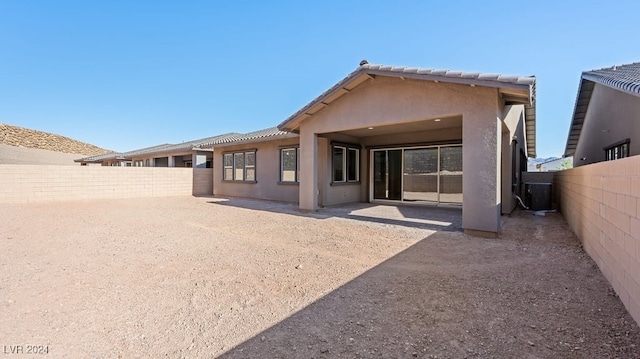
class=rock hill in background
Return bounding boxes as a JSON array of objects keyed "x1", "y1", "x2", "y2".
[{"x1": 1, "y1": 123, "x2": 110, "y2": 156}]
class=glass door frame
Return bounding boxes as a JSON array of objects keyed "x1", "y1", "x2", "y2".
[{"x1": 368, "y1": 144, "x2": 462, "y2": 205}]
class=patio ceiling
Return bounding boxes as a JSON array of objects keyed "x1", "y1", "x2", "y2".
[{"x1": 326, "y1": 116, "x2": 462, "y2": 138}]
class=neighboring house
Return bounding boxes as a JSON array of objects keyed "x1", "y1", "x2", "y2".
[
  {"x1": 205, "y1": 62, "x2": 536, "y2": 237},
  {"x1": 564, "y1": 62, "x2": 640, "y2": 166},
  {"x1": 528, "y1": 157, "x2": 573, "y2": 172},
  {"x1": 75, "y1": 133, "x2": 239, "y2": 167},
  {"x1": 74, "y1": 134, "x2": 239, "y2": 196}
]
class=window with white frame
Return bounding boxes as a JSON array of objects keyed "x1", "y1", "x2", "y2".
[
  {"x1": 223, "y1": 150, "x2": 256, "y2": 181},
  {"x1": 332, "y1": 145, "x2": 360, "y2": 183},
  {"x1": 280, "y1": 147, "x2": 300, "y2": 182}
]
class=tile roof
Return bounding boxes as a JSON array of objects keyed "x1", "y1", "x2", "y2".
[
  {"x1": 360, "y1": 64, "x2": 536, "y2": 86},
  {"x1": 119, "y1": 143, "x2": 173, "y2": 157},
  {"x1": 564, "y1": 62, "x2": 640, "y2": 157},
  {"x1": 75, "y1": 133, "x2": 241, "y2": 162},
  {"x1": 125, "y1": 133, "x2": 239, "y2": 155},
  {"x1": 74, "y1": 152, "x2": 122, "y2": 162},
  {"x1": 198, "y1": 127, "x2": 295, "y2": 148},
  {"x1": 582, "y1": 62, "x2": 640, "y2": 97},
  {"x1": 278, "y1": 62, "x2": 536, "y2": 157}
]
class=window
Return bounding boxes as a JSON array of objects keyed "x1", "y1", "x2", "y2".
[
  {"x1": 332, "y1": 145, "x2": 360, "y2": 183},
  {"x1": 280, "y1": 147, "x2": 300, "y2": 182},
  {"x1": 604, "y1": 139, "x2": 630, "y2": 161},
  {"x1": 223, "y1": 150, "x2": 256, "y2": 181},
  {"x1": 347, "y1": 148, "x2": 359, "y2": 181}
]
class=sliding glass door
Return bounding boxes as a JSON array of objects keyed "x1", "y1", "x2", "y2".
[
  {"x1": 371, "y1": 145, "x2": 462, "y2": 204},
  {"x1": 373, "y1": 150, "x2": 402, "y2": 200},
  {"x1": 439, "y1": 146, "x2": 463, "y2": 204}
]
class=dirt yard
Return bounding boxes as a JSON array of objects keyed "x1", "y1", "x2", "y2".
[{"x1": 1, "y1": 196, "x2": 638, "y2": 358}]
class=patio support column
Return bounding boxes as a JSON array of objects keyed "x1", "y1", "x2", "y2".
[
  {"x1": 299, "y1": 130, "x2": 318, "y2": 211},
  {"x1": 462, "y1": 106, "x2": 501, "y2": 237},
  {"x1": 168, "y1": 156, "x2": 175, "y2": 167}
]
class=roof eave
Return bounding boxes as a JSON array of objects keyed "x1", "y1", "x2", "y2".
[
  {"x1": 278, "y1": 68, "x2": 372, "y2": 132},
  {"x1": 563, "y1": 77, "x2": 594, "y2": 157},
  {"x1": 279, "y1": 65, "x2": 535, "y2": 135},
  {"x1": 207, "y1": 132, "x2": 299, "y2": 149},
  {"x1": 524, "y1": 103, "x2": 536, "y2": 158}
]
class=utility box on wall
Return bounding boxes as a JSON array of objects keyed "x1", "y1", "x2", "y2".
[{"x1": 525, "y1": 182, "x2": 553, "y2": 210}]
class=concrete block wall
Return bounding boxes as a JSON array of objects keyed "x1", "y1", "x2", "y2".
[
  {"x1": 192, "y1": 168, "x2": 213, "y2": 196},
  {"x1": 0, "y1": 165, "x2": 194, "y2": 203},
  {"x1": 555, "y1": 156, "x2": 640, "y2": 325}
]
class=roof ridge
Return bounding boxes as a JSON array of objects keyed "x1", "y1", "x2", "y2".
[
  {"x1": 360, "y1": 63, "x2": 536, "y2": 81},
  {"x1": 586, "y1": 62, "x2": 640, "y2": 73}
]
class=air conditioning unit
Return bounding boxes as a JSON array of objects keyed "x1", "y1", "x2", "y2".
[{"x1": 525, "y1": 183, "x2": 553, "y2": 211}]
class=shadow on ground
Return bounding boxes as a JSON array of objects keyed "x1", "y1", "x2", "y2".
[
  {"x1": 218, "y1": 210, "x2": 640, "y2": 358},
  {"x1": 207, "y1": 197, "x2": 463, "y2": 232}
]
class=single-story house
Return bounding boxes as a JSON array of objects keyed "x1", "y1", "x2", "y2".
[
  {"x1": 204, "y1": 62, "x2": 536, "y2": 237},
  {"x1": 75, "y1": 133, "x2": 239, "y2": 167},
  {"x1": 564, "y1": 62, "x2": 640, "y2": 166}
]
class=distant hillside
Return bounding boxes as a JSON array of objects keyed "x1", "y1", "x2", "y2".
[
  {"x1": 0, "y1": 123, "x2": 110, "y2": 156},
  {"x1": 528, "y1": 157, "x2": 558, "y2": 170}
]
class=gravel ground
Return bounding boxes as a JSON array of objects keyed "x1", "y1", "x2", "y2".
[{"x1": 0, "y1": 196, "x2": 638, "y2": 358}]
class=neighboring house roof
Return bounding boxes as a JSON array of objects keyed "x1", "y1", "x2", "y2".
[
  {"x1": 74, "y1": 152, "x2": 122, "y2": 163},
  {"x1": 76, "y1": 129, "x2": 295, "y2": 163},
  {"x1": 125, "y1": 133, "x2": 240, "y2": 157},
  {"x1": 198, "y1": 127, "x2": 297, "y2": 148},
  {"x1": 75, "y1": 133, "x2": 241, "y2": 162},
  {"x1": 278, "y1": 62, "x2": 537, "y2": 157},
  {"x1": 564, "y1": 62, "x2": 640, "y2": 157},
  {"x1": 120, "y1": 143, "x2": 174, "y2": 157}
]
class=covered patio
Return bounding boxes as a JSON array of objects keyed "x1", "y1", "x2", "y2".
[{"x1": 279, "y1": 63, "x2": 535, "y2": 237}]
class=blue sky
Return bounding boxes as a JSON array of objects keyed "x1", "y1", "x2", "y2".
[{"x1": 1, "y1": 1, "x2": 638, "y2": 158}]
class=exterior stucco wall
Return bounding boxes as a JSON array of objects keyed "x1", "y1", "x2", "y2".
[
  {"x1": 574, "y1": 84, "x2": 640, "y2": 167},
  {"x1": 299, "y1": 77, "x2": 487, "y2": 133},
  {"x1": 297, "y1": 76, "x2": 506, "y2": 234},
  {"x1": 192, "y1": 168, "x2": 213, "y2": 195},
  {"x1": 555, "y1": 156, "x2": 640, "y2": 324},
  {"x1": 213, "y1": 138, "x2": 300, "y2": 203},
  {"x1": 501, "y1": 105, "x2": 527, "y2": 214},
  {"x1": 315, "y1": 137, "x2": 361, "y2": 206},
  {"x1": 461, "y1": 93, "x2": 502, "y2": 235}
]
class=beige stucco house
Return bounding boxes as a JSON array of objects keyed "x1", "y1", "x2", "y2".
[
  {"x1": 564, "y1": 62, "x2": 640, "y2": 166},
  {"x1": 206, "y1": 62, "x2": 536, "y2": 237}
]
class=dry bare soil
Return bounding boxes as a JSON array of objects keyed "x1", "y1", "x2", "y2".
[{"x1": 1, "y1": 196, "x2": 638, "y2": 358}]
